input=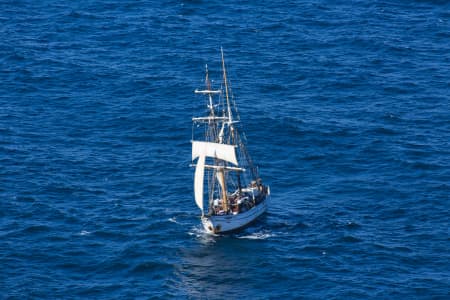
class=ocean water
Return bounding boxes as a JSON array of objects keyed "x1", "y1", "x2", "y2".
[{"x1": 1, "y1": 0, "x2": 449, "y2": 298}]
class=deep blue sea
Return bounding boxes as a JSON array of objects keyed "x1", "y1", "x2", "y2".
[{"x1": 1, "y1": 0, "x2": 449, "y2": 299}]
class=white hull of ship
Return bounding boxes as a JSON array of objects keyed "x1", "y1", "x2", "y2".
[{"x1": 201, "y1": 197, "x2": 268, "y2": 234}]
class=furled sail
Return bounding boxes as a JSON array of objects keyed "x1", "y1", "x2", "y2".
[{"x1": 192, "y1": 141, "x2": 238, "y2": 212}]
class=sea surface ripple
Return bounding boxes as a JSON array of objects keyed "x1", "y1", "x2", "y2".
[{"x1": 1, "y1": 0, "x2": 449, "y2": 299}]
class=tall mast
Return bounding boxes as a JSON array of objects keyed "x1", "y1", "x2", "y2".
[
  {"x1": 221, "y1": 48, "x2": 233, "y2": 124},
  {"x1": 220, "y1": 48, "x2": 232, "y2": 211}
]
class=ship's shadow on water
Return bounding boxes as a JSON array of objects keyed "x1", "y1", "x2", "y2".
[{"x1": 174, "y1": 218, "x2": 277, "y2": 299}]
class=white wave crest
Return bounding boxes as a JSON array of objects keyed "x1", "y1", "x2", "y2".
[
  {"x1": 238, "y1": 231, "x2": 275, "y2": 240},
  {"x1": 168, "y1": 217, "x2": 179, "y2": 224}
]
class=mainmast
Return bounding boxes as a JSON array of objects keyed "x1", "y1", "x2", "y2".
[
  {"x1": 221, "y1": 48, "x2": 242, "y2": 194},
  {"x1": 221, "y1": 47, "x2": 233, "y2": 124},
  {"x1": 219, "y1": 48, "x2": 234, "y2": 212}
]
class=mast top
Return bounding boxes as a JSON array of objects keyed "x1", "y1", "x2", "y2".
[
  {"x1": 192, "y1": 49, "x2": 239, "y2": 127},
  {"x1": 221, "y1": 48, "x2": 233, "y2": 124}
]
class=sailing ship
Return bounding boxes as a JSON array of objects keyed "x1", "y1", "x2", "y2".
[{"x1": 191, "y1": 49, "x2": 270, "y2": 234}]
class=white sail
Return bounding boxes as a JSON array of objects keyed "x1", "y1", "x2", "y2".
[
  {"x1": 192, "y1": 141, "x2": 238, "y2": 213},
  {"x1": 192, "y1": 141, "x2": 238, "y2": 165},
  {"x1": 194, "y1": 155, "x2": 205, "y2": 212}
]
